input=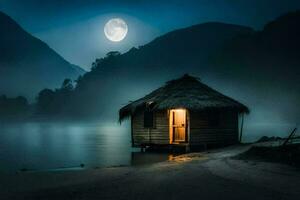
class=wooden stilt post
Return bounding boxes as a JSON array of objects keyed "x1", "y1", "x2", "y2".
[
  {"x1": 282, "y1": 128, "x2": 297, "y2": 147},
  {"x1": 239, "y1": 113, "x2": 244, "y2": 143},
  {"x1": 185, "y1": 145, "x2": 190, "y2": 153}
]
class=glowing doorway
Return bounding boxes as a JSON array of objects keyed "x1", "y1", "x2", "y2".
[{"x1": 169, "y1": 109, "x2": 187, "y2": 143}]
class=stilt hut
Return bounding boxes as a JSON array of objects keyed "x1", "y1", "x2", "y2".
[{"x1": 119, "y1": 74, "x2": 249, "y2": 149}]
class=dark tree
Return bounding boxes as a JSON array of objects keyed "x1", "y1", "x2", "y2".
[
  {"x1": 61, "y1": 79, "x2": 74, "y2": 91},
  {"x1": 91, "y1": 51, "x2": 121, "y2": 71},
  {"x1": 35, "y1": 79, "x2": 75, "y2": 116},
  {"x1": 36, "y1": 89, "x2": 56, "y2": 114},
  {"x1": 106, "y1": 51, "x2": 121, "y2": 58},
  {"x1": 0, "y1": 95, "x2": 29, "y2": 117}
]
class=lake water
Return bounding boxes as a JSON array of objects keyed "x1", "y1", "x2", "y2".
[
  {"x1": 0, "y1": 122, "x2": 171, "y2": 172},
  {"x1": 0, "y1": 121, "x2": 295, "y2": 172}
]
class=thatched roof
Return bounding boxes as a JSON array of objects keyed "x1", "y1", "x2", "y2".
[{"x1": 119, "y1": 74, "x2": 249, "y2": 122}]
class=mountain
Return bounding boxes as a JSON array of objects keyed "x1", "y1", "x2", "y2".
[
  {"x1": 0, "y1": 11, "x2": 85, "y2": 99},
  {"x1": 216, "y1": 10, "x2": 300, "y2": 122},
  {"x1": 70, "y1": 22, "x2": 254, "y2": 118},
  {"x1": 69, "y1": 11, "x2": 299, "y2": 130}
]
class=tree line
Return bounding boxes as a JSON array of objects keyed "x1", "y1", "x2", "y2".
[
  {"x1": 0, "y1": 52, "x2": 121, "y2": 120},
  {"x1": 0, "y1": 78, "x2": 75, "y2": 119}
]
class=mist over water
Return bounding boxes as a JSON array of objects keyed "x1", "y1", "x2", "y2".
[
  {"x1": 0, "y1": 120, "x2": 297, "y2": 172},
  {"x1": 0, "y1": 121, "x2": 178, "y2": 172},
  {"x1": 0, "y1": 122, "x2": 133, "y2": 172}
]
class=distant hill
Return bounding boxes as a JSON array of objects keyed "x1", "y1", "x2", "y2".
[
  {"x1": 216, "y1": 10, "x2": 300, "y2": 122},
  {"x1": 70, "y1": 11, "x2": 299, "y2": 127},
  {"x1": 0, "y1": 11, "x2": 85, "y2": 99},
  {"x1": 71, "y1": 22, "x2": 254, "y2": 118}
]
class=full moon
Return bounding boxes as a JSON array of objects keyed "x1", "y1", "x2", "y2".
[{"x1": 104, "y1": 18, "x2": 128, "y2": 42}]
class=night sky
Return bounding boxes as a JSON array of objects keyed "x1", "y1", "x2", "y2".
[{"x1": 1, "y1": 0, "x2": 300, "y2": 70}]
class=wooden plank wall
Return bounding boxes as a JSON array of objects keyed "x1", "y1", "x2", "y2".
[
  {"x1": 190, "y1": 110, "x2": 239, "y2": 145},
  {"x1": 132, "y1": 110, "x2": 169, "y2": 146}
]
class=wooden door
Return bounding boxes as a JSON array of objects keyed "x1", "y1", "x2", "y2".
[{"x1": 171, "y1": 109, "x2": 186, "y2": 142}]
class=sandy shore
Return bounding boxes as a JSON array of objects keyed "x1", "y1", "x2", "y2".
[{"x1": 1, "y1": 145, "x2": 300, "y2": 200}]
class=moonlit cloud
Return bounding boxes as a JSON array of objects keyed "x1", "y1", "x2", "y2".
[{"x1": 35, "y1": 14, "x2": 159, "y2": 70}]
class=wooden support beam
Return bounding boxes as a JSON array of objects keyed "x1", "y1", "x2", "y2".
[
  {"x1": 239, "y1": 113, "x2": 244, "y2": 143},
  {"x1": 282, "y1": 128, "x2": 297, "y2": 146}
]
